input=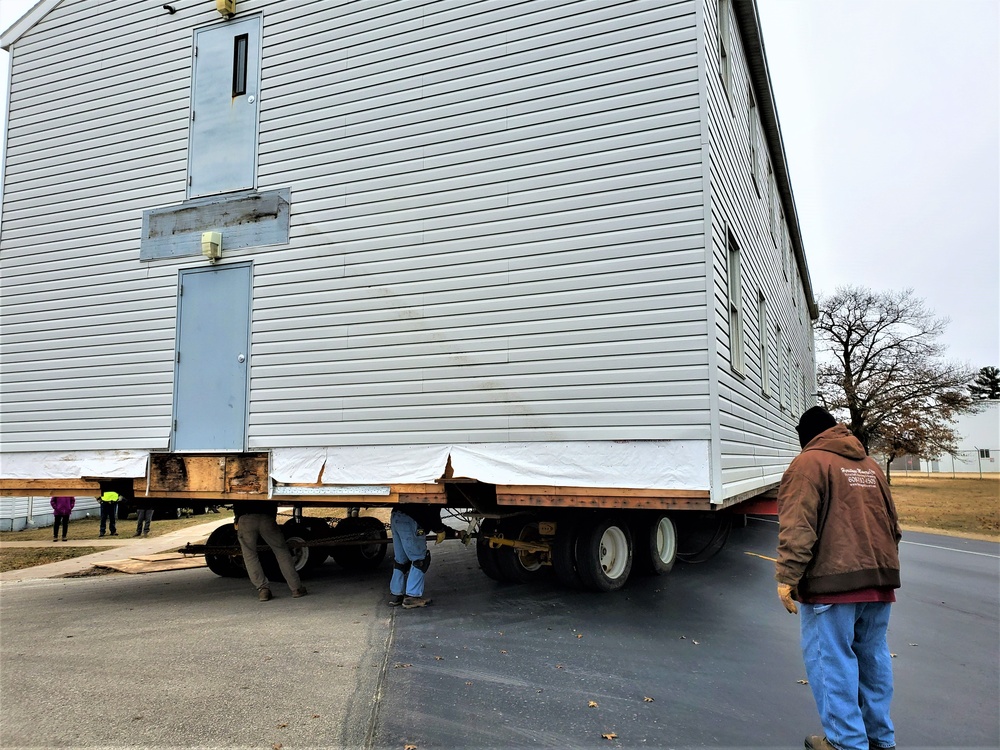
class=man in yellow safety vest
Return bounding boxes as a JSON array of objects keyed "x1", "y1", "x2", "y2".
[{"x1": 98, "y1": 491, "x2": 122, "y2": 537}]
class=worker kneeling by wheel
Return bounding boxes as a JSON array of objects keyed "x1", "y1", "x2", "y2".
[{"x1": 388, "y1": 504, "x2": 446, "y2": 609}]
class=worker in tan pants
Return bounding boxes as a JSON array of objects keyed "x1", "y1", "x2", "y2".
[{"x1": 233, "y1": 502, "x2": 307, "y2": 601}]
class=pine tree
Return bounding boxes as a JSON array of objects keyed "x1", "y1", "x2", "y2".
[{"x1": 968, "y1": 366, "x2": 1000, "y2": 400}]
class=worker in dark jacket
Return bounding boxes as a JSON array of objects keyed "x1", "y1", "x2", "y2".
[
  {"x1": 233, "y1": 501, "x2": 307, "y2": 602},
  {"x1": 388, "y1": 504, "x2": 447, "y2": 609},
  {"x1": 776, "y1": 406, "x2": 901, "y2": 750}
]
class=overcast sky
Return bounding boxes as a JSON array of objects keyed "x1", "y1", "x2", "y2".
[{"x1": 2, "y1": 0, "x2": 998, "y2": 370}]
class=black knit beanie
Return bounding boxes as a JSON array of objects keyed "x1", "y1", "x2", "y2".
[{"x1": 795, "y1": 406, "x2": 837, "y2": 448}]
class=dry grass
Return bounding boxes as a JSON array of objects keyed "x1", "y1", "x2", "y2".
[
  {"x1": 0, "y1": 510, "x2": 233, "y2": 542},
  {"x1": 889, "y1": 474, "x2": 999, "y2": 540}
]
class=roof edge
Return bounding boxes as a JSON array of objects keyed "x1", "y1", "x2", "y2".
[{"x1": 1, "y1": 0, "x2": 61, "y2": 51}]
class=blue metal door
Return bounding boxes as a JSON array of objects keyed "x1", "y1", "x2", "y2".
[
  {"x1": 172, "y1": 264, "x2": 251, "y2": 451},
  {"x1": 188, "y1": 17, "x2": 261, "y2": 198}
]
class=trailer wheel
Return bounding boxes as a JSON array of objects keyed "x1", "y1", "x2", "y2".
[
  {"x1": 204, "y1": 523, "x2": 246, "y2": 578},
  {"x1": 633, "y1": 514, "x2": 677, "y2": 576},
  {"x1": 331, "y1": 516, "x2": 388, "y2": 571},
  {"x1": 576, "y1": 517, "x2": 633, "y2": 592},
  {"x1": 495, "y1": 518, "x2": 547, "y2": 584},
  {"x1": 283, "y1": 519, "x2": 332, "y2": 571},
  {"x1": 475, "y1": 519, "x2": 505, "y2": 582},
  {"x1": 551, "y1": 518, "x2": 585, "y2": 589}
]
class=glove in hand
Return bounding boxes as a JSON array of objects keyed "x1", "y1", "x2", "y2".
[{"x1": 777, "y1": 583, "x2": 798, "y2": 614}]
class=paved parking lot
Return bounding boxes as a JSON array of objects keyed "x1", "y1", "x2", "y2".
[{"x1": 1, "y1": 519, "x2": 997, "y2": 749}]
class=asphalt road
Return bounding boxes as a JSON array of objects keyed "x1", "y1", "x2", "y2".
[{"x1": 1, "y1": 518, "x2": 997, "y2": 750}]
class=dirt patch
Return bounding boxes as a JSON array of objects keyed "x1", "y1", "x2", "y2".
[{"x1": 0, "y1": 546, "x2": 105, "y2": 573}]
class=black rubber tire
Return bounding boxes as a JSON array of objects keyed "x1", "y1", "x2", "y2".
[
  {"x1": 330, "y1": 516, "x2": 388, "y2": 571},
  {"x1": 632, "y1": 513, "x2": 678, "y2": 576},
  {"x1": 551, "y1": 517, "x2": 585, "y2": 589},
  {"x1": 204, "y1": 523, "x2": 247, "y2": 578},
  {"x1": 575, "y1": 516, "x2": 634, "y2": 592},
  {"x1": 494, "y1": 517, "x2": 547, "y2": 584},
  {"x1": 476, "y1": 519, "x2": 505, "y2": 582}
]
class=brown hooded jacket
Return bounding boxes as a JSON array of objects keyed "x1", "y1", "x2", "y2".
[{"x1": 775, "y1": 424, "x2": 901, "y2": 598}]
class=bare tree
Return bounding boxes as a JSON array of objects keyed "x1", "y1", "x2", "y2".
[{"x1": 815, "y1": 286, "x2": 975, "y2": 462}]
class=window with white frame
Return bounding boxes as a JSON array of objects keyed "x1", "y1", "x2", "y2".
[
  {"x1": 728, "y1": 232, "x2": 745, "y2": 375},
  {"x1": 758, "y1": 291, "x2": 770, "y2": 396},
  {"x1": 777, "y1": 325, "x2": 787, "y2": 410},
  {"x1": 718, "y1": 0, "x2": 731, "y2": 98},
  {"x1": 749, "y1": 87, "x2": 760, "y2": 194}
]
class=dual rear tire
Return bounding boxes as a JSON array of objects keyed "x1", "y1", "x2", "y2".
[{"x1": 477, "y1": 512, "x2": 677, "y2": 592}]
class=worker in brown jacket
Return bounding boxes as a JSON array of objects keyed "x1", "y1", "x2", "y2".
[{"x1": 776, "y1": 406, "x2": 901, "y2": 750}]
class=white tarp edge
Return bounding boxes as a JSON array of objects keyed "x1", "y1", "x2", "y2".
[
  {"x1": 272, "y1": 445, "x2": 452, "y2": 484},
  {"x1": 0, "y1": 451, "x2": 148, "y2": 479},
  {"x1": 449, "y1": 441, "x2": 710, "y2": 489},
  {"x1": 272, "y1": 441, "x2": 709, "y2": 490},
  {"x1": 2, "y1": 442, "x2": 710, "y2": 490}
]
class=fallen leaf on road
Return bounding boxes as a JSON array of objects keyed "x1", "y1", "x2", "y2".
[
  {"x1": 577, "y1": 634, "x2": 583, "y2": 639},
  {"x1": 394, "y1": 663, "x2": 413, "y2": 669},
  {"x1": 890, "y1": 653, "x2": 898, "y2": 658},
  {"x1": 643, "y1": 697, "x2": 654, "y2": 702},
  {"x1": 312, "y1": 715, "x2": 320, "y2": 719},
  {"x1": 435, "y1": 656, "x2": 443, "y2": 661},
  {"x1": 404, "y1": 744, "x2": 417, "y2": 750},
  {"x1": 588, "y1": 701, "x2": 599, "y2": 708},
  {"x1": 277, "y1": 723, "x2": 288, "y2": 728},
  {"x1": 797, "y1": 680, "x2": 808, "y2": 685},
  {"x1": 500, "y1": 650, "x2": 508, "y2": 654},
  {"x1": 602, "y1": 732, "x2": 617, "y2": 740},
  {"x1": 272, "y1": 744, "x2": 282, "y2": 750}
]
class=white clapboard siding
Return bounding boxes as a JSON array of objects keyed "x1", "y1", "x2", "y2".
[
  {"x1": 1, "y1": 0, "x2": 816, "y2": 503},
  {"x1": 703, "y1": 0, "x2": 817, "y2": 500}
]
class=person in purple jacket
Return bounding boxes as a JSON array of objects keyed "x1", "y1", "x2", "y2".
[{"x1": 50, "y1": 496, "x2": 76, "y2": 542}]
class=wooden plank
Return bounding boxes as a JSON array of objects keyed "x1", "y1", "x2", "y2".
[
  {"x1": 497, "y1": 493, "x2": 713, "y2": 511},
  {"x1": 494, "y1": 485, "x2": 710, "y2": 499},
  {"x1": 0, "y1": 478, "x2": 102, "y2": 496}
]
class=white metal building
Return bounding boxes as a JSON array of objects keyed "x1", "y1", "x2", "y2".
[{"x1": 1, "y1": 0, "x2": 816, "y2": 511}]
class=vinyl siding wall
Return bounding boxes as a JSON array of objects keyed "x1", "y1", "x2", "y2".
[
  {"x1": 1, "y1": 0, "x2": 714, "y2": 452},
  {"x1": 703, "y1": 0, "x2": 816, "y2": 500}
]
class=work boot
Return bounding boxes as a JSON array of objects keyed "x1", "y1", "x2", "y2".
[
  {"x1": 53, "y1": 537, "x2": 59, "y2": 542},
  {"x1": 133, "y1": 532, "x2": 142, "y2": 537},
  {"x1": 258, "y1": 587, "x2": 273, "y2": 602},
  {"x1": 402, "y1": 596, "x2": 432, "y2": 609},
  {"x1": 388, "y1": 594, "x2": 404, "y2": 607},
  {"x1": 805, "y1": 737, "x2": 837, "y2": 750},
  {"x1": 292, "y1": 587, "x2": 308, "y2": 598}
]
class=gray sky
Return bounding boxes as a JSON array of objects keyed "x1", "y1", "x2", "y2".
[{"x1": 2, "y1": 0, "x2": 998, "y2": 369}]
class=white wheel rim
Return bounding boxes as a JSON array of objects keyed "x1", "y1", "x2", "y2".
[
  {"x1": 516, "y1": 523, "x2": 543, "y2": 572},
  {"x1": 655, "y1": 518, "x2": 676, "y2": 565},
  {"x1": 598, "y1": 526, "x2": 629, "y2": 580}
]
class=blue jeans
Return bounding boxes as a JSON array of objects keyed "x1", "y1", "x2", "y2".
[
  {"x1": 390, "y1": 510, "x2": 427, "y2": 597},
  {"x1": 800, "y1": 602, "x2": 895, "y2": 750}
]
